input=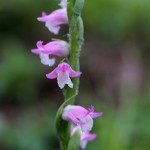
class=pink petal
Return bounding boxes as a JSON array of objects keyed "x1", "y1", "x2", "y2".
[
  {"x1": 42, "y1": 12, "x2": 47, "y2": 17},
  {"x1": 87, "y1": 106, "x2": 103, "y2": 118},
  {"x1": 70, "y1": 125, "x2": 97, "y2": 149},
  {"x1": 88, "y1": 105, "x2": 95, "y2": 112},
  {"x1": 63, "y1": 105, "x2": 88, "y2": 118},
  {"x1": 31, "y1": 41, "x2": 44, "y2": 54},
  {"x1": 64, "y1": 113, "x2": 85, "y2": 125},
  {"x1": 31, "y1": 48, "x2": 41, "y2": 54},
  {"x1": 31, "y1": 40, "x2": 69, "y2": 56},
  {"x1": 62, "y1": 105, "x2": 88, "y2": 122},
  {"x1": 44, "y1": 40, "x2": 69, "y2": 56},
  {"x1": 82, "y1": 132, "x2": 96, "y2": 141},
  {"x1": 69, "y1": 69, "x2": 82, "y2": 77},
  {"x1": 90, "y1": 112, "x2": 103, "y2": 118},
  {"x1": 46, "y1": 68, "x2": 58, "y2": 79},
  {"x1": 80, "y1": 132, "x2": 96, "y2": 149},
  {"x1": 37, "y1": 41, "x2": 44, "y2": 49},
  {"x1": 59, "y1": 63, "x2": 81, "y2": 77},
  {"x1": 37, "y1": 9, "x2": 68, "y2": 34}
]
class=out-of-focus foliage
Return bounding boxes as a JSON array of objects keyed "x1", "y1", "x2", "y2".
[
  {"x1": 83, "y1": 0, "x2": 150, "y2": 38},
  {"x1": 0, "y1": 102, "x2": 59, "y2": 150},
  {"x1": 0, "y1": 0, "x2": 150, "y2": 150},
  {"x1": 0, "y1": 38, "x2": 44, "y2": 101}
]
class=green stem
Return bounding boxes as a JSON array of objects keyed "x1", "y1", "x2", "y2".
[
  {"x1": 63, "y1": 0, "x2": 84, "y2": 104},
  {"x1": 58, "y1": 0, "x2": 85, "y2": 149}
]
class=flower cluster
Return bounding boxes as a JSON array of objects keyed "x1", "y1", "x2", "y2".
[
  {"x1": 31, "y1": 0, "x2": 103, "y2": 149},
  {"x1": 63, "y1": 105, "x2": 103, "y2": 149},
  {"x1": 31, "y1": 0, "x2": 81, "y2": 89}
]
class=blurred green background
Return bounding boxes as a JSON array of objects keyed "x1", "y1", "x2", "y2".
[{"x1": 0, "y1": 0, "x2": 150, "y2": 150}]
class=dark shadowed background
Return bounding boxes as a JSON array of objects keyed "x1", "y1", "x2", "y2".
[{"x1": 0, "y1": 0, "x2": 150, "y2": 150}]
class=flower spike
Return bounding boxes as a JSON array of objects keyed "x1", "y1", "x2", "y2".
[
  {"x1": 46, "y1": 63, "x2": 81, "y2": 89},
  {"x1": 37, "y1": 8, "x2": 68, "y2": 34}
]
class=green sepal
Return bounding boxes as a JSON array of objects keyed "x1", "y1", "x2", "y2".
[
  {"x1": 68, "y1": 0, "x2": 85, "y2": 20},
  {"x1": 74, "y1": 16, "x2": 84, "y2": 46},
  {"x1": 74, "y1": 0, "x2": 85, "y2": 16},
  {"x1": 55, "y1": 95, "x2": 77, "y2": 150},
  {"x1": 67, "y1": 126, "x2": 81, "y2": 150}
]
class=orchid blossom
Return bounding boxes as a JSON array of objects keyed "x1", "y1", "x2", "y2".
[
  {"x1": 71, "y1": 125, "x2": 96, "y2": 149},
  {"x1": 31, "y1": 40, "x2": 69, "y2": 67},
  {"x1": 46, "y1": 63, "x2": 81, "y2": 88},
  {"x1": 37, "y1": 9, "x2": 68, "y2": 34},
  {"x1": 63, "y1": 105, "x2": 103, "y2": 132}
]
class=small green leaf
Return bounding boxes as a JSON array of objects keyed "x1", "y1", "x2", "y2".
[
  {"x1": 55, "y1": 94, "x2": 77, "y2": 150},
  {"x1": 67, "y1": 126, "x2": 81, "y2": 150}
]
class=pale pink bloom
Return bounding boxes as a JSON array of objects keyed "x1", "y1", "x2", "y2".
[
  {"x1": 59, "y1": 0, "x2": 67, "y2": 8},
  {"x1": 63, "y1": 105, "x2": 103, "y2": 132},
  {"x1": 31, "y1": 40, "x2": 69, "y2": 67},
  {"x1": 37, "y1": 9, "x2": 68, "y2": 34},
  {"x1": 71, "y1": 125, "x2": 96, "y2": 149},
  {"x1": 46, "y1": 63, "x2": 81, "y2": 89}
]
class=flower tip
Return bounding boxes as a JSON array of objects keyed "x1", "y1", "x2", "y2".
[
  {"x1": 37, "y1": 40, "x2": 43, "y2": 45},
  {"x1": 46, "y1": 66, "x2": 57, "y2": 79},
  {"x1": 99, "y1": 112, "x2": 103, "y2": 116},
  {"x1": 86, "y1": 133, "x2": 96, "y2": 141},
  {"x1": 89, "y1": 105, "x2": 95, "y2": 112},
  {"x1": 92, "y1": 133, "x2": 96, "y2": 139},
  {"x1": 37, "y1": 12, "x2": 47, "y2": 21},
  {"x1": 42, "y1": 11, "x2": 47, "y2": 16},
  {"x1": 37, "y1": 41, "x2": 43, "y2": 48},
  {"x1": 31, "y1": 49, "x2": 36, "y2": 53},
  {"x1": 46, "y1": 73, "x2": 51, "y2": 79},
  {"x1": 37, "y1": 40, "x2": 43, "y2": 43},
  {"x1": 95, "y1": 112, "x2": 103, "y2": 118},
  {"x1": 37, "y1": 17, "x2": 41, "y2": 21},
  {"x1": 78, "y1": 72, "x2": 82, "y2": 76}
]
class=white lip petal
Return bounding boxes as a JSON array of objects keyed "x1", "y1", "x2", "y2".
[
  {"x1": 81, "y1": 115, "x2": 93, "y2": 132},
  {"x1": 39, "y1": 54, "x2": 55, "y2": 66},
  {"x1": 59, "y1": 0, "x2": 67, "y2": 8},
  {"x1": 80, "y1": 140, "x2": 87, "y2": 149},
  {"x1": 67, "y1": 77, "x2": 73, "y2": 88},
  {"x1": 45, "y1": 22, "x2": 60, "y2": 34},
  {"x1": 57, "y1": 71, "x2": 73, "y2": 89},
  {"x1": 48, "y1": 58, "x2": 55, "y2": 66}
]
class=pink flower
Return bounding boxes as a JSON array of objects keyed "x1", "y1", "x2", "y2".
[
  {"x1": 37, "y1": 9, "x2": 68, "y2": 34},
  {"x1": 31, "y1": 40, "x2": 69, "y2": 67},
  {"x1": 59, "y1": 0, "x2": 67, "y2": 8},
  {"x1": 71, "y1": 125, "x2": 96, "y2": 149},
  {"x1": 62, "y1": 105, "x2": 103, "y2": 132},
  {"x1": 46, "y1": 63, "x2": 81, "y2": 89}
]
